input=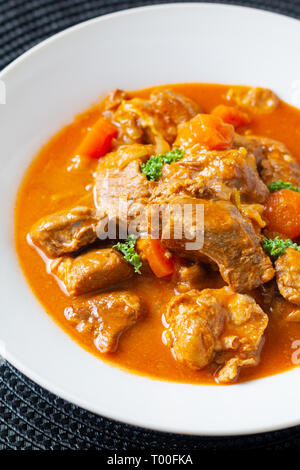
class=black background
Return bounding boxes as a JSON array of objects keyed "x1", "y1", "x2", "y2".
[{"x1": 1, "y1": 0, "x2": 300, "y2": 451}]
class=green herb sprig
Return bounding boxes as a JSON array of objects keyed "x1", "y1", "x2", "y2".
[
  {"x1": 113, "y1": 234, "x2": 142, "y2": 274},
  {"x1": 267, "y1": 180, "x2": 300, "y2": 194},
  {"x1": 141, "y1": 148, "x2": 184, "y2": 181},
  {"x1": 262, "y1": 236, "x2": 300, "y2": 259}
]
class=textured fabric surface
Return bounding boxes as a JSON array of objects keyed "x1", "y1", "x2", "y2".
[
  {"x1": 1, "y1": 0, "x2": 300, "y2": 451},
  {"x1": 2, "y1": 362, "x2": 300, "y2": 450}
]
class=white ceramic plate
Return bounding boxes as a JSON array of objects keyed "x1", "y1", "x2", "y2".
[{"x1": 1, "y1": 3, "x2": 300, "y2": 436}]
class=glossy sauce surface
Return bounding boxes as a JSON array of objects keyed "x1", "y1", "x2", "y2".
[{"x1": 15, "y1": 83, "x2": 300, "y2": 384}]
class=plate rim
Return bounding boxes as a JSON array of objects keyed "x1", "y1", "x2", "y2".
[{"x1": 1, "y1": 2, "x2": 300, "y2": 79}]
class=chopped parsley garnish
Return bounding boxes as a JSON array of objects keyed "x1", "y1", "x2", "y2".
[
  {"x1": 113, "y1": 234, "x2": 142, "y2": 274},
  {"x1": 267, "y1": 180, "x2": 300, "y2": 194},
  {"x1": 141, "y1": 148, "x2": 184, "y2": 181},
  {"x1": 262, "y1": 236, "x2": 300, "y2": 259}
]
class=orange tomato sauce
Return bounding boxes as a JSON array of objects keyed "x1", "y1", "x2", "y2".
[{"x1": 15, "y1": 83, "x2": 300, "y2": 384}]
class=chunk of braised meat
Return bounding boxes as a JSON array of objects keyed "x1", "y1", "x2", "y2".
[
  {"x1": 103, "y1": 89, "x2": 200, "y2": 151},
  {"x1": 233, "y1": 134, "x2": 300, "y2": 186},
  {"x1": 233, "y1": 134, "x2": 266, "y2": 165},
  {"x1": 150, "y1": 174, "x2": 232, "y2": 204},
  {"x1": 95, "y1": 144, "x2": 154, "y2": 231},
  {"x1": 156, "y1": 195, "x2": 274, "y2": 292},
  {"x1": 275, "y1": 248, "x2": 300, "y2": 306},
  {"x1": 149, "y1": 89, "x2": 201, "y2": 143},
  {"x1": 226, "y1": 87, "x2": 279, "y2": 114},
  {"x1": 50, "y1": 248, "x2": 133, "y2": 296},
  {"x1": 102, "y1": 89, "x2": 129, "y2": 112},
  {"x1": 65, "y1": 291, "x2": 143, "y2": 352},
  {"x1": 110, "y1": 98, "x2": 160, "y2": 148},
  {"x1": 259, "y1": 140, "x2": 300, "y2": 186},
  {"x1": 159, "y1": 146, "x2": 268, "y2": 203},
  {"x1": 30, "y1": 207, "x2": 98, "y2": 258},
  {"x1": 163, "y1": 287, "x2": 268, "y2": 383}
]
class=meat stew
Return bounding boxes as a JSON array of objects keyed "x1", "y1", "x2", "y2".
[{"x1": 15, "y1": 83, "x2": 300, "y2": 384}]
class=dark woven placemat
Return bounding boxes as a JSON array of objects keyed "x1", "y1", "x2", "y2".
[{"x1": 1, "y1": 0, "x2": 300, "y2": 451}]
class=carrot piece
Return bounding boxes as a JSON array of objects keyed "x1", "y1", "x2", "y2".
[
  {"x1": 174, "y1": 114, "x2": 234, "y2": 151},
  {"x1": 76, "y1": 118, "x2": 118, "y2": 159},
  {"x1": 211, "y1": 104, "x2": 250, "y2": 128},
  {"x1": 138, "y1": 239, "x2": 174, "y2": 278},
  {"x1": 264, "y1": 189, "x2": 300, "y2": 240}
]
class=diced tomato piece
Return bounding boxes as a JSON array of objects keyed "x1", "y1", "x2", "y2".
[
  {"x1": 174, "y1": 114, "x2": 234, "y2": 151},
  {"x1": 211, "y1": 104, "x2": 250, "y2": 128},
  {"x1": 138, "y1": 239, "x2": 174, "y2": 278},
  {"x1": 264, "y1": 189, "x2": 300, "y2": 239},
  {"x1": 76, "y1": 118, "x2": 118, "y2": 159}
]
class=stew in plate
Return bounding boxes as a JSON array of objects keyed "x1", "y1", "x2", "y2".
[{"x1": 15, "y1": 83, "x2": 300, "y2": 384}]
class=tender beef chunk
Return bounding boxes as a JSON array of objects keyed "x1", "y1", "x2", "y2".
[
  {"x1": 159, "y1": 146, "x2": 268, "y2": 203},
  {"x1": 233, "y1": 134, "x2": 266, "y2": 165},
  {"x1": 150, "y1": 174, "x2": 229, "y2": 205},
  {"x1": 226, "y1": 87, "x2": 279, "y2": 114},
  {"x1": 163, "y1": 287, "x2": 268, "y2": 383},
  {"x1": 102, "y1": 89, "x2": 129, "y2": 112},
  {"x1": 233, "y1": 134, "x2": 300, "y2": 186},
  {"x1": 149, "y1": 89, "x2": 201, "y2": 143},
  {"x1": 163, "y1": 290, "x2": 224, "y2": 370},
  {"x1": 95, "y1": 144, "x2": 154, "y2": 232},
  {"x1": 30, "y1": 207, "x2": 98, "y2": 258},
  {"x1": 275, "y1": 248, "x2": 300, "y2": 305},
  {"x1": 109, "y1": 99, "x2": 151, "y2": 146},
  {"x1": 107, "y1": 96, "x2": 171, "y2": 152},
  {"x1": 50, "y1": 248, "x2": 133, "y2": 296},
  {"x1": 158, "y1": 195, "x2": 274, "y2": 292},
  {"x1": 65, "y1": 291, "x2": 143, "y2": 352},
  {"x1": 259, "y1": 140, "x2": 300, "y2": 186},
  {"x1": 103, "y1": 89, "x2": 200, "y2": 152}
]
